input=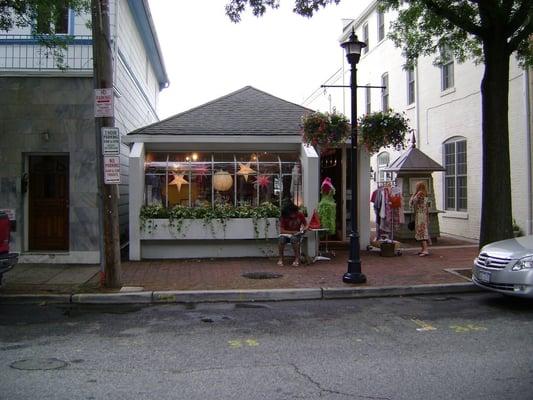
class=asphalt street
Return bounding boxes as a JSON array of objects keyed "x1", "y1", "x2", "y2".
[{"x1": 1, "y1": 293, "x2": 532, "y2": 400}]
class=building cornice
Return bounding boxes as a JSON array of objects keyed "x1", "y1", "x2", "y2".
[{"x1": 127, "y1": 0, "x2": 169, "y2": 90}]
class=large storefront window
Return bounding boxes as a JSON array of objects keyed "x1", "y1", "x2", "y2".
[{"x1": 144, "y1": 152, "x2": 302, "y2": 208}]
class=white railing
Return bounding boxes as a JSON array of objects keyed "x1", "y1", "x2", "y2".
[{"x1": 0, "y1": 34, "x2": 93, "y2": 71}]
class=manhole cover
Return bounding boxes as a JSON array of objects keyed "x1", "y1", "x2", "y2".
[
  {"x1": 242, "y1": 272, "x2": 283, "y2": 279},
  {"x1": 11, "y1": 358, "x2": 68, "y2": 371}
]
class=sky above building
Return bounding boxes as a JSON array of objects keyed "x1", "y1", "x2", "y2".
[{"x1": 147, "y1": 0, "x2": 368, "y2": 119}]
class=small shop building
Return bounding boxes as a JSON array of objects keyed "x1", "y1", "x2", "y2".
[{"x1": 124, "y1": 86, "x2": 370, "y2": 260}]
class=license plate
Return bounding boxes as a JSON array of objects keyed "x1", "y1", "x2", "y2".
[{"x1": 477, "y1": 269, "x2": 491, "y2": 283}]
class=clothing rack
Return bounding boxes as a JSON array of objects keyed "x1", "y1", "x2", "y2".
[{"x1": 368, "y1": 181, "x2": 402, "y2": 256}]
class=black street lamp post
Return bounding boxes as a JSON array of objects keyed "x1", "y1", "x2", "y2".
[{"x1": 341, "y1": 29, "x2": 367, "y2": 284}]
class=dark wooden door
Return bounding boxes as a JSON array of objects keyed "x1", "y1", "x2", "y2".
[{"x1": 28, "y1": 155, "x2": 69, "y2": 251}]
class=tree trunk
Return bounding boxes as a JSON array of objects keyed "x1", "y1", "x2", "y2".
[{"x1": 479, "y1": 37, "x2": 513, "y2": 247}]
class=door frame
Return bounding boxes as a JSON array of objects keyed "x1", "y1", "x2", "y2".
[{"x1": 23, "y1": 153, "x2": 70, "y2": 252}]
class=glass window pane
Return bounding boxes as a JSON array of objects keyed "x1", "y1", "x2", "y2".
[
  {"x1": 457, "y1": 176, "x2": 467, "y2": 211},
  {"x1": 190, "y1": 158, "x2": 212, "y2": 208},
  {"x1": 445, "y1": 177, "x2": 455, "y2": 210}
]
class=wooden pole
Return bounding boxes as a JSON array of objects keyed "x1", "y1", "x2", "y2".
[{"x1": 91, "y1": 0, "x2": 121, "y2": 288}]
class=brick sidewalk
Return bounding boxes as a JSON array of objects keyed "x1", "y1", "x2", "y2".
[
  {"x1": 119, "y1": 245, "x2": 478, "y2": 291},
  {"x1": 0, "y1": 237, "x2": 479, "y2": 294}
]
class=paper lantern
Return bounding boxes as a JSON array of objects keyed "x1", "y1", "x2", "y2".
[{"x1": 213, "y1": 170, "x2": 233, "y2": 191}]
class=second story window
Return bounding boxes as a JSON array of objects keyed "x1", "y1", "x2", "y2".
[
  {"x1": 377, "y1": 152, "x2": 391, "y2": 182},
  {"x1": 36, "y1": 2, "x2": 69, "y2": 34},
  {"x1": 377, "y1": 11, "x2": 385, "y2": 42},
  {"x1": 381, "y1": 73, "x2": 389, "y2": 111},
  {"x1": 362, "y1": 22, "x2": 369, "y2": 54},
  {"x1": 407, "y1": 67, "x2": 415, "y2": 105},
  {"x1": 440, "y1": 46, "x2": 454, "y2": 91},
  {"x1": 365, "y1": 85, "x2": 371, "y2": 114}
]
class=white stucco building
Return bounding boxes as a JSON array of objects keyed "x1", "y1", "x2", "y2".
[
  {"x1": 305, "y1": 0, "x2": 533, "y2": 240},
  {"x1": 0, "y1": 0, "x2": 168, "y2": 263}
]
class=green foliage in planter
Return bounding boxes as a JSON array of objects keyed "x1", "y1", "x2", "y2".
[
  {"x1": 358, "y1": 110, "x2": 413, "y2": 155},
  {"x1": 317, "y1": 193, "x2": 336, "y2": 234},
  {"x1": 139, "y1": 202, "x2": 281, "y2": 239},
  {"x1": 140, "y1": 204, "x2": 168, "y2": 233},
  {"x1": 301, "y1": 110, "x2": 350, "y2": 149}
]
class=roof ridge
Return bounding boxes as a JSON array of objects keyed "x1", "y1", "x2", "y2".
[{"x1": 129, "y1": 86, "x2": 254, "y2": 134}]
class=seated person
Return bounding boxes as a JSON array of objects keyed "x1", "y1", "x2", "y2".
[{"x1": 278, "y1": 201, "x2": 308, "y2": 267}]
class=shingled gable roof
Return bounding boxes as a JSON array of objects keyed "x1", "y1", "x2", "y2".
[
  {"x1": 384, "y1": 144, "x2": 445, "y2": 172},
  {"x1": 129, "y1": 86, "x2": 314, "y2": 136}
]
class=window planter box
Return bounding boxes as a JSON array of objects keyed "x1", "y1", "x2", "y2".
[{"x1": 140, "y1": 218, "x2": 279, "y2": 240}]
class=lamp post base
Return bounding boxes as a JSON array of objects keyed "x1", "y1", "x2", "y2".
[{"x1": 342, "y1": 271, "x2": 367, "y2": 284}]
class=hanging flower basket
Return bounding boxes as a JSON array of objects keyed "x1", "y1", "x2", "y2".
[
  {"x1": 301, "y1": 111, "x2": 350, "y2": 150},
  {"x1": 358, "y1": 110, "x2": 413, "y2": 155}
]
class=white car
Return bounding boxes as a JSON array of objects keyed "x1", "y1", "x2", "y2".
[{"x1": 472, "y1": 235, "x2": 533, "y2": 298}]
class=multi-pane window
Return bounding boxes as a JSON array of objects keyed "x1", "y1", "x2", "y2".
[
  {"x1": 377, "y1": 11, "x2": 385, "y2": 41},
  {"x1": 36, "y1": 2, "x2": 69, "y2": 34},
  {"x1": 377, "y1": 152, "x2": 391, "y2": 182},
  {"x1": 381, "y1": 73, "x2": 389, "y2": 111},
  {"x1": 143, "y1": 152, "x2": 302, "y2": 209},
  {"x1": 362, "y1": 22, "x2": 369, "y2": 54},
  {"x1": 440, "y1": 46, "x2": 454, "y2": 91},
  {"x1": 407, "y1": 67, "x2": 415, "y2": 105},
  {"x1": 444, "y1": 138, "x2": 467, "y2": 211},
  {"x1": 365, "y1": 85, "x2": 371, "y2": 114}
]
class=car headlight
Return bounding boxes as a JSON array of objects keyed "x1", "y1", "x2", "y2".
[{"x1": 512, "y1": 255, "x2": 533, "y2": 271}]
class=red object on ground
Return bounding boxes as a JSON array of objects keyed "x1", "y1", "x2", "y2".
[
  {"x1": 0, "y1": 213, "x2": 10, "y2": 254},
  {"x1": 308, "y1": 209, "x2": 321, "y2": 229}
]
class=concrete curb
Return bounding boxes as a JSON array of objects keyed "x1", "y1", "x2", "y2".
[
  {"x1": 0, "y1": 283, "x2": 481, "y2": 304},
  {"x1": 0, "y1": 294, "x2": 72, "y2": 304},
  {"x1": 153, "y1": 288, "x2": 323, "y2": 303},
  {"x1": 322, "y1": 283, "x2": 481, "y2": 299},
  {"x1": 72, "y1": 292, "x2": 153, "y2": 304}
]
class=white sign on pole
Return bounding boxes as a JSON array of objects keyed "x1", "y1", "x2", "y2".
[
  {"x1": 104, "y1": 156, "x2": 121, "y2": 184},
  {"x1": 101, "y1": 127, "x2": 120, "y2": 155},
  {"x1": 94, "y1": 88, "x2": 114, "y2": 117}
]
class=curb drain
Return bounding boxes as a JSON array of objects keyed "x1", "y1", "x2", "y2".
[{"x1": 242, "y1": 272, "x2": 283, "y2": 280}]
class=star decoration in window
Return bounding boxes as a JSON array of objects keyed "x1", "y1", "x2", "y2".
[
  {"x1": 169, "y1": 174, "x2": 189, "y2": 192},
  {"x1": 255, "y1": 175, "x2": 271, "y2": 189},
  {"x1": 237, "y1": 162, "x2": 256, "y2": 182}
]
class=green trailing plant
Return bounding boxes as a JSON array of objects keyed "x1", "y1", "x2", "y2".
[
  {"x1": 168, "y1": 205, "x2": 194, "y2": 236},
  {"x1": 301, "y1": 110, "x2": 350, "y2": 149},
  {"x1": 358, "y1": 110, "x2": 413, "y2": 155},
  {"x1": 140, "y1": 204, "x2": 167, "y2": 234},
  {"x1": 139, "y1": 202, "x2": 280, "y2": 239}
]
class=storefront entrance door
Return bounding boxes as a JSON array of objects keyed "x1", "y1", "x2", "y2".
[{"x1": 28, "y1": 155, "x2": 69, "y2": 251}]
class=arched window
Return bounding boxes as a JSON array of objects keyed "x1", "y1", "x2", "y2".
[
  {"x1": 377, "y1": 152, "x2": 391, "y2": 183},
  {"x1": 443, "y1": 137, "x2": 467, "y2": 211}
]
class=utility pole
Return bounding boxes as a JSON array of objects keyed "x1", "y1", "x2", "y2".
[{"x1": 91, "y1": 0, "x2": 121, "y2": 288}]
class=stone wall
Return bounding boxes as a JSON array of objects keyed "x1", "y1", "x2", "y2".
[{"x1": 0, "y1": 76, "x2": 100, "y2": 263}]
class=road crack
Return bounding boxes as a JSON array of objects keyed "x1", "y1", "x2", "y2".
[{"x1": 289, "y1": 363, "x2": 391, "y2": 399}]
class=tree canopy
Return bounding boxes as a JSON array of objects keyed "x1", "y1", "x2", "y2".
[
  {"x1": 226, "y1": 0, "x2": 341, "y2": 22},
  {"x1": 1, "y1": 1, "x2": 90, "y2": 33}
]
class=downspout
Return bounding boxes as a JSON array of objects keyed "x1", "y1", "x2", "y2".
[
  {"x1": 415, "y1": 60, "x2": 421, "y2": 146},
  {"x1": 113, "y1": 0, "x2": 119, "y2": 79},
  {"x1": 525, "y1": 67, "x2": 533, "y2": 235}
]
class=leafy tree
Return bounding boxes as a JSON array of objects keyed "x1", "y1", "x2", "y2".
[
  {"x1": 1, "y1": 0, "x2": 90, "y2": 67},
  {"x1": 226, "y1": 0, "x2": 533, "y2": 246},
  {"x1": 0, "y1": 0, "x2": 90, "y2": 32}
]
